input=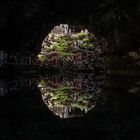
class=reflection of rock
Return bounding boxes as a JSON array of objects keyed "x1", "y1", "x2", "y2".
[
  {"x1": 128, "y1": 87, "x2": 140, "y2": 94},
  {"x1": 129, "y1": 52, "x2": 140, "y2": 60},
  {"x1": 38, "y1": 74, "x2": 104, "y2": 118}
]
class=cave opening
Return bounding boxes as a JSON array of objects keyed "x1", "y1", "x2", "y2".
[{"x1": 37, "y1": 24, "x2": 104, "y2": 71}]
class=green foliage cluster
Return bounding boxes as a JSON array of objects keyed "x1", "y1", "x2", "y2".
[
  {"x1": 39, "y1": 80, "x2": 95, "y2": 110},
  {"x1": 39, "y1": 80, "x2": 46, "y2": 87},
  {"x1": 53, "y1": 84, "x2": 71, "y2": 103},
  {"x1": 47, "y1": 31, "x2": 93, "y2": 59},
  {"x1": 38, "y1": 54, "x2": 47, "y2": 63},
  {"x1": 37, "y1": 25, "x2": 100, "y2": 65},
  {"x1": 72, "y1": 32, "x2": 93, "y2": 48}
]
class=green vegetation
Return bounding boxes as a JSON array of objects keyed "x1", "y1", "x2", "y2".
[
  {"x1": 72, "y1": 31, "x2": 88, "y2": 39},
  {"x1": 39, "y1": 80, "x2": 46, "y2": 87},
  {"x1": 72, "y1": 101, "x2": 88, "y2": 110},
  {"x1": 38, "y1": 54, "x2": 47, "y2": 63},
  {"x1": 38, "y1": 79, "x2": 96, "y2": 111},
  {"x1": 37, "y1": 24, "x2": 100, "y2": 65},
  {"x1": 53, "y1": 84, "x2": 71, "y2": 103}
]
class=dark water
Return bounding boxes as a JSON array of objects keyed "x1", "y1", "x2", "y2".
[{"x1": 0, "y1": 70, "x2": 140, "y2": 140}]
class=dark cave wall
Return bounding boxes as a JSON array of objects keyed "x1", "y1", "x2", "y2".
[{"x1": 0, "y1": 0, "x2": 140, "y2": 55}]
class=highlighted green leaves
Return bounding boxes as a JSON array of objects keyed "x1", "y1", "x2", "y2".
[{"x1": 38, "y1": 24, "x2": 101, "y2": 66}]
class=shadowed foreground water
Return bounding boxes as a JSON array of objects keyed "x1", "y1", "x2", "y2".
[{"x1": 0, "y1": 70, "x2": 140, "y2": 140}]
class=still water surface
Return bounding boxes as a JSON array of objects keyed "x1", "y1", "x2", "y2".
[{"x1": 0, "y1": 71, "x2": 140, "y2": 140}]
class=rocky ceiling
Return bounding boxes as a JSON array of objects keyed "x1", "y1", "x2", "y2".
[{"x1": 0, "y1": 0, "x2": 140, "y2": 55}]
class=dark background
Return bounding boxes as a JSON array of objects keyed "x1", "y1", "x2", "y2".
[{"x1": 0, "y1": 0, "x2": 140, "y2": 54}]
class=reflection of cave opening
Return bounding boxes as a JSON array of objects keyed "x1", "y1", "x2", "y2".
[
  {"x1": 38, "y1": 73, "x2": 104, "y2": 119},
  {"x1": 38, "y1": 24, "x2": 103, "y2": 70}
]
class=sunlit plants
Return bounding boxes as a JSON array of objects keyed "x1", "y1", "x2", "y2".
[{"x1": 37, "y1": 24, "x2": 101, "y2": 68}]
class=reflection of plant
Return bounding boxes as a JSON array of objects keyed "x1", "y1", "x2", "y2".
[
  {"x1": 38, "y1": 80, "x2": 46, "y2": 87},
  {"x1": 38, "y1": 78, "x2": 99, "y2": 118},
  {"x1": 72, "y1": 101, "x2": 88, "y2": 110},
  {"x1": 53, "y1": 84, "x2": 70, "y2": 103}
]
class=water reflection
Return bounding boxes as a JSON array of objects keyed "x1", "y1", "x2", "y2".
[
  {"x1": 38, "y1": 73, "x2": 105, "y2": 118},
  {"x1": 0, "y1": 78, "x2": 36, "y2": 96},
  {"x1": 0, "y1": 57, "x2": 140, "y2": 139}
]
